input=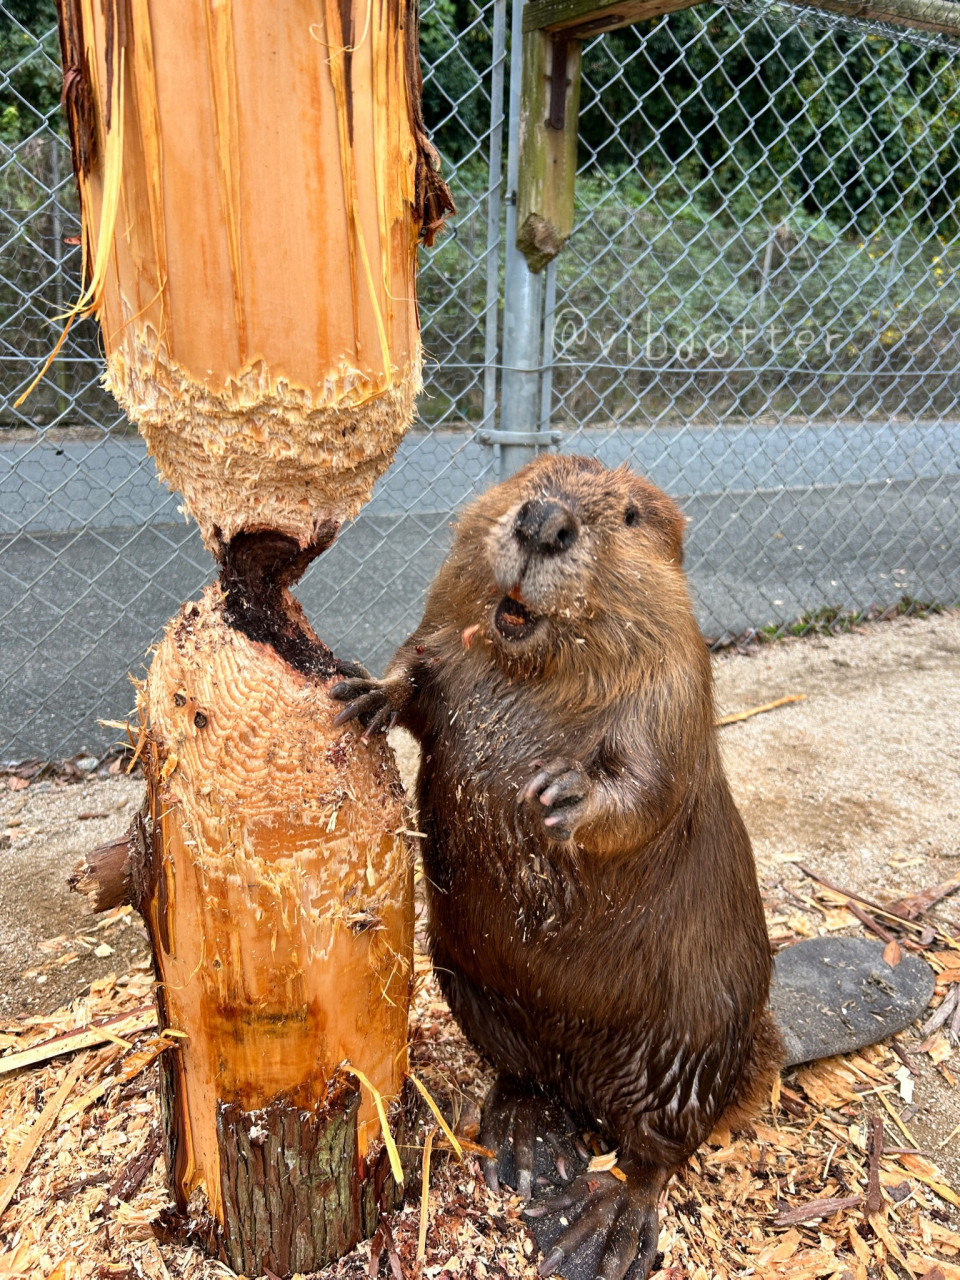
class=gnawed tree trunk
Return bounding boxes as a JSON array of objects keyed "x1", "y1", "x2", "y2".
[
  {"x1": 56, "y1": 0, "x2": 450, "y2": 550},
  {"x1": 140, "y1": 577, "x2": 416, "y2": 1274},
  {"x1": 55, "y1": 0, "x2": 451, "y2": 1274}
]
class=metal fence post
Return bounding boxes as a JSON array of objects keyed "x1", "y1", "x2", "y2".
[
  {"x1": 484, "y1": 0, "x2": 560, "y2": 478},
  {"x1": 482, "y1": 0, "x2": 508, "y2": 437}
]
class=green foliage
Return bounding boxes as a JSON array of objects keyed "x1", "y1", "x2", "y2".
[
  {"x1": 0, "y1": 1, "x2": 60, "y2": 147},
  {"x1": 578, "y1": 6, "x2": 960, "y2": 237},
  {"x1": 422, "y1": 0, "x2": 960, "y2": 240},
  {"x1": 421, "y1": 0, "x2": 496, "y2": 167}
]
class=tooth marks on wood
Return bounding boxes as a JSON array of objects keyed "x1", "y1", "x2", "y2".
[{"x1": 217, "y1": 526, "x2": 342, "y2": 679}]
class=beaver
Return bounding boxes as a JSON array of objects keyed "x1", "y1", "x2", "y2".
[{"x1": 331, "y1": 454, "x2": 783, "y2": 1280}]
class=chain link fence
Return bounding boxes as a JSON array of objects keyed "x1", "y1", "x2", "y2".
[{"x1": 2, "y1": 0, "x2": 959, "y2": 762}]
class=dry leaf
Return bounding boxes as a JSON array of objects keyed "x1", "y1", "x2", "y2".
[
  {"x1": 929, "y1": 1036, "x2": 954, "y2": 1065},
  {"x1": 883, "y1": 940, "x2": 902, "y2": 967}
]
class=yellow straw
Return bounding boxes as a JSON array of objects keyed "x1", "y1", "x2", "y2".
[
  {"x1": 407, "y1": 1072, "x2": 464, "y2": 1161},
  {"x1": 346, "y1": 1066, "x2": 403, "y2": 1186}
]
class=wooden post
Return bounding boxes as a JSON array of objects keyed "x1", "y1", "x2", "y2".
[
  {"x1": 515, "y1": 0, "x2": 697, "y2": 273},
  {"x1": 54, "y1": 1, "x2": 450, "y2": 1274},
  {"x1": 516, "y1": 32, "x2": 582, "y2": 273}
]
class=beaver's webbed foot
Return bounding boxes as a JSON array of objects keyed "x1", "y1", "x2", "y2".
[
  {"x1": 525, "y1": 1165, "x2": 661, "y2": 1280},
  {"x1": 480, "y1": 1076, "x2": 586, "y2": 1200},
  {"x1": 520, "y1": 759, "x2": 592, "y2": 840}
]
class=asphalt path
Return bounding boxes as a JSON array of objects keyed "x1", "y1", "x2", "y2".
[
  {"x1": 2, "y1": 466, "x2": 958, "y2": 761},
  {"x1": 3, "y1": 419, "x2": 958, "y2": 532}
]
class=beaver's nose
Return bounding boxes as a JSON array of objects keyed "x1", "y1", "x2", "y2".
[{"x1": 514, "y1": 499, "x2": 578, "y2": 556}]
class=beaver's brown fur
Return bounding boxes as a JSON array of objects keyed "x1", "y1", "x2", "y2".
[{"x1": 332, "y1": 455, "x2": 782, "y2": 1280}]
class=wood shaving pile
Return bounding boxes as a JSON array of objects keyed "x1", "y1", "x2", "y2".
[{"x1": 1, "y1": 895, "x2": 958, "y2": 1280}]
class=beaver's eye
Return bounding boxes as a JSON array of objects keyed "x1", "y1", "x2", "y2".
[{"x1": 624, "y1": 504, "x2": 640, "y2": 527}]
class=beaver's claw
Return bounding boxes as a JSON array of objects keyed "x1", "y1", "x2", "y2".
[
  {"x1": 520, "y1": 759, "x2": 591, "y2": 840},
  {"x1": 480, "y1": 1076, "x2": 585, "y2": 1201},
  {"x1": 525, "y1": 1170, "x2": 660, "y2": 1280},
  {"x1": 329, "y1": 675, "x2": 397, "y2": 739}
]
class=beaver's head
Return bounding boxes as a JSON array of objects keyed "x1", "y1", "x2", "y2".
[{"x1": 448, "y1": 454, "x2": 693, "y2": 677}]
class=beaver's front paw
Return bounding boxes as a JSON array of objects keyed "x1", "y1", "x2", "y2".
[
  {"x1": 330, "y1": 675, "x2": 399, "y2": 738},
  {"x1": 525, "y1": 1168, "x2": 660, "y2": 1280},
  {"x1": 520, "y1": 760, "x2": 592, "y2": 840}
]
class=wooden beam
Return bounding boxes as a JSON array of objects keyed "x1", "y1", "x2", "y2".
[
  {"x1": 523, "y1": 0, "x2": 698, "y2": 36},
  {"x1": 523, "y1": 0, "x2": 960, "y2": 36},
  {"x1": 516, "y1": 0, "x2": 960, "y2": 270},
  {"x1": 527, "y1": 0, "x2": 960, "y2": 36},
  {"x1": 789, "y1": 0, "x2": 960, "y2": 38},
  {"x1": 517, "y1": 32, "x2": 582, "y2": 271}
]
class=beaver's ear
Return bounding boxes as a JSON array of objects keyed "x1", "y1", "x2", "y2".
[{"x1": 635, "y1": 480, "x2": 686, "y2": 567}]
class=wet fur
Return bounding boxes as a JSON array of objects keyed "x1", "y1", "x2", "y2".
[{"x1": 339, "y1": 455, "x2": 781, "y2": 1245}]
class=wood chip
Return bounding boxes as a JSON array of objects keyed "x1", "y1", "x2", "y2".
[
  {"x1": 908, "y1": 1258, "x2": 960, "y2": 1280},
  {"x1": 0, "y1": 1052, "x2": 88, "y2": 1220},
  {"x1": 0, "y1": 1007, "x2": 156, "y2": 1075},
  {"x1": 0, "y1": 917, "x2": 956, "y2": 1280},
  {"x1": 889, "y1": 876, "x2": 960, "y2": 920},
  {"x1": 775, "y1": 1195, "x2": 864, "y2": 1225},
  {"x1": 867, "y1": 1115, "x2": 884, "y2": 1215},
  {"x1": 418, "y1": 1126, "x2": 436, "y2": 1260},
  {"x1": 104, "y1": 1124, "x2": 163, "y2": 1210}
]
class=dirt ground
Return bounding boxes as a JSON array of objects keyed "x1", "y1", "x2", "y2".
[{"x1": 1, "y1": 607, "x2": 958, "y2": 1276}]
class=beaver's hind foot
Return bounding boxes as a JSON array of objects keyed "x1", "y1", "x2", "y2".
[
  {"x1": 480, "y1": 1076, "x2": 585, "y2": 1199},
  {"x1": 525, "y1": 1165, "x2": 661, "y2": 1280}
]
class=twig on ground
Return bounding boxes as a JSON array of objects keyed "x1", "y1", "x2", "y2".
[
  {"x1": 866, "y1": 1115, "x2": 884, "y2": 1216},
  {"x1": 891, "y1": 1037, "x2": 920, "y2": 1075},
  {"x1": 418, "y1": 1127, "x2": 436, "y2": 1260},
  {"x1": 889, "y1": 875, "x2": 960, "y2": 920},
  {"x1": 846, "y1": 900, "x2": 896, "y2": 945},
  {"x1": 775, "y1": 1194, "x2": 864, "y2": 1226},
  {"x1": 715, "y1": 694, "x2": 806, "y2": 726},
  {"x1": 795, "y1": 864, "x2": 932, "y2": 936},
  {"x1": 102, "y1": 1124, "x2": 163, "y2": 1212}
]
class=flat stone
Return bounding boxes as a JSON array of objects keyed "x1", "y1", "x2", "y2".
[{"x1": 771, "y1": 936, "x2": 935, "y2": 1068}]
